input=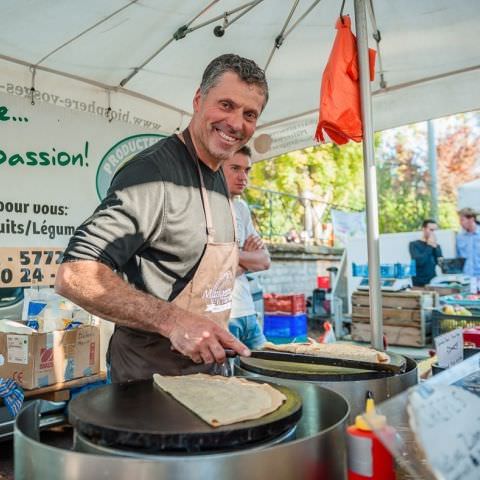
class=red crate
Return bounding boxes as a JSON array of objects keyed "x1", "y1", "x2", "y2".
[
  {"x1": 263, "y1": 293, "x2": 306, "y2": 315},
  {"x1": 317, "y1": 276, "x2": 330, "y2": 289},
  {"x1": 463, "y1": 327, "x2": 480, "y2": 347}
]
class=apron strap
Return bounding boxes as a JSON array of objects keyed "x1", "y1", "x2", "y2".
[
  {"x1": 181, "y1": 128, "x2": 237, "y2": 243},
  {"x1": 182, "y1": 128, "x2": 215, "y2": 241}
]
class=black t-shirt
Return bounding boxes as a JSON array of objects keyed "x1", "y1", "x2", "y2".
[
  {"x1": 63, "y1": 134, "x2": 234, "y2": 301},
  {"x1": 62, "y1": 135, "x2": 235, "y2": 381}
]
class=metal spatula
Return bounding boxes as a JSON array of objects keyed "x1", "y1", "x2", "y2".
[{"x1": 226, "y1": 348, "x2": 407, "y2": 374}]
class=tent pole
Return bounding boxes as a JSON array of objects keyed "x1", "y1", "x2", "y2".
[
  {"x1": 354, "y1": 0, "x2": 383, "y2": 350},
  {"x1": 428, "y1": 120, "x2": 439, "y2": 221}
]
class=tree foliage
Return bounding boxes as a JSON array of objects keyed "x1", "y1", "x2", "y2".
[
  {"x1": 377, "y1": 125, "x2": 431, "y2": 233},
  {"x1": 246, "y1": 141, "x2": 366, "y2": 239},
  {"x1": 247, "y1": 113, "x2": 480, "y2": 238},
  {"x1": 437, "y1": 123, "x2": 479, "y2": 198},
  {"x1": 378, "y1": 115, "x2": 480, "y2": 232}
]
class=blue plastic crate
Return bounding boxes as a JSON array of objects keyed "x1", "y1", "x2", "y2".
[
  {"x1": 352, "y1": 264, "x2": 369, "y2": 277},
  {"x1": 352, "y1": 262, "x2": 416, "y2": 279},
  {"x1": 263, "y1": 313, "x2": 308, "y2": 344},
  {"x1": 380, "y1": 264, "x2": 396, "y2": 277},
  {"x1": 395, "y1": 261, "x2": 416, "y2": 278}
]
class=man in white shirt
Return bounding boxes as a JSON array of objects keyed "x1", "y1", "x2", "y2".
[{"x1": 222, "y1": 146, "x2": 271, "y2": 348}]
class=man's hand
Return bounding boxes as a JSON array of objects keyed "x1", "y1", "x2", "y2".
[
  {"x1": 426, "y1": 231, "x2": 437, "y2": 248},
  {"x1": 238, "y1": 234, "x2": 270, "y2": 273},
  {"x1": 243, "y1": 234, "x2": 264, "y2": 252},
  {"x1": 167, "y1": 313, "x2": 250, "y2": 364}
]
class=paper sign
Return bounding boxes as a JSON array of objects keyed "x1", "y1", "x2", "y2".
[
  {"x1": 408, "y1": 385, "x2": 480, "y2": 480},
  {"x1": 331, "y1": 209, "x2": 366, "y2": 247},
  {"x1": 7, "y1": 334, "x2": 29, "y2": 364},
  {"x1": 435, "y1": 328, "x2": 464, "y2": 368},
  {"x1": 0, "y1": 247, "x2": 63, "y2": 287}
]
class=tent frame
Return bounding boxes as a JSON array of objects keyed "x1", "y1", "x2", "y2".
[{"x1": 354, "y1": 0, "x2": 383, "y2": 350}]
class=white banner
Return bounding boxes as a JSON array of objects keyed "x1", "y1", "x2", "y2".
[
  {"x1": 0, "y1": 91, "x2": 167, "y2": 248},
  {"x1": 250, "y1": 114, "x2": 319, "y2": 163},
  {"x1": 0, "y1": 59, "x2": 186, "y2": 133}
]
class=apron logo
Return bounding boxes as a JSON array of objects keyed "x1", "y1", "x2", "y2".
[
  {"x1": 95, "y1": 134, "x2": 166, "y2": 200},
  {"x1": 203, "y1": 271, "x2": 234, "y2": 313}
]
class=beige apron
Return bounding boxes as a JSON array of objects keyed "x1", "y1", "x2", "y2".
[
  {"x1": 108, "y1": 128, "x2": 238, "y2": 381},
  {"x1": 172, "y1": 128, "x2": 239, "y2": 328}
]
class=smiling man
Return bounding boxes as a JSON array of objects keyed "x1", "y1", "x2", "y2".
[
  {"x1": 55, "y1": 54, "x2": 268, "y2": 382},
  {"x1": 191, "y1": 71, "x2": 264, "y2": 165}
]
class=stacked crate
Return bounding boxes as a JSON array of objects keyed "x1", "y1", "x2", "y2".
[
  {"x1": 432, "y1": 293, "x2": 480, "y2": 339},
  {"x1": 351, "y1": 290, "x2": 437, "y2": 347},
  {"x1": 263, "y1": 294, "x2": 307, "y2": 344},
  {"x1": 431, "y1": 309, "x2": 480, "y2": 339}
]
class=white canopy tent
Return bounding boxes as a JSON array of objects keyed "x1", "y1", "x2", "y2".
[
  {"x1": 2, "y1": 0, "x2": 480, "y2": 349},
  {"x1": 1, "y1": 0, "x2": 479, "y2": 161}
]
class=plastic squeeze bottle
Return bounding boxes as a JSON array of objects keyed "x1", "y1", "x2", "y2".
[{"x1": 347, "y1": 391, "x2": 396, "y2": 480}]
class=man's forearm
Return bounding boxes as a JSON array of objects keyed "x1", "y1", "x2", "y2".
[
  {"x1": 55, "y1": 260, "x2": 177, "y2": 337},
  {"x1": 239, "y1": 249, "x2": 270, "y2": 272}
]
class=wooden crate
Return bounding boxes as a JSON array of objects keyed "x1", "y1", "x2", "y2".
[
  {"x1": 351, "y1": 323, "x2": 428, "y2": 347},
  {"x1": 352, "y1": 290, "x2": 437, "y2": 310},
  {"x1": 351, "y1": 290, "x2": 437, "y2": 347},
  {"x1": 412, "y1": 285, "x2": 470, "y2": 296}
]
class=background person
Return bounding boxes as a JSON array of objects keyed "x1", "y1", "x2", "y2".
[
  {"x1": 285, "y1": 228, "x2": 301, "y2": 243},
  {"x1": 409, "y1": 219, "x2": 443, "y2": 287},
  {"x1": 457, "y1": 207, "x2": 480, "y2": 293},
  {"x1": 55, "y1": 54, "x2": 269, "y2": 382},
  {"x1": 222, "y1": 146, "x2": 270, "y2": 349}
]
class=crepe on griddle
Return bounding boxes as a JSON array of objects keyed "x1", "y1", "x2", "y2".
[
  {"x1": 263, "y1": 339, "x2": 390, "y2": 363},
  {"x1": 153, "y1": 373, "x2": 286, "y2": 427}
]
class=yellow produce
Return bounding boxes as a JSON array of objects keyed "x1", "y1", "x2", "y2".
[
  {"x1": 441, "y1": 305, "x2": 472, "y2": 316},
  {"x1": 442, "y1": 305, "x2": 455, "y2": 315}
]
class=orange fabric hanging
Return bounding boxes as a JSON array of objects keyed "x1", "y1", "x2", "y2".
[{"x1": 315, "y1": 15, "x2": 376, "y2": 145}]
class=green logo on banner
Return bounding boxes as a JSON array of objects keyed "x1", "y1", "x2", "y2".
[{"x1": 96, "y1": 134, "x2": 165, "y2": 200}]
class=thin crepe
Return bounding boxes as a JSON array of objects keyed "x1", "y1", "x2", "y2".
[
  {"x1": 263, "y1": 339, "x2": 390, "y2": 363},
  {"x1": 153, "y1": 373, "x2": 286, "y2": 427}
]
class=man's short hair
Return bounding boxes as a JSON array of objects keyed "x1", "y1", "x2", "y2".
[
  {"x1": 422, "y1": 219, "x2": 437, "y2": 228},
  {"x1": 200, "y1": 54, "x2": 269, "y2": 108},
  {"x1": 458, "y1": 207, "x2": 477, "y2": 219},
  {"x1": 237, "y1": 145, "x2": 252, "y2": 158}
]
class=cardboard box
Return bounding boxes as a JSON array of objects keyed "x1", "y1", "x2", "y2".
[{"x1": 0, "y1": 325, "x2": 100, "y2": 389}]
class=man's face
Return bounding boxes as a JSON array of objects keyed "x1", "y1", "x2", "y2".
[
  {"x1": 423, "y1": 222, "x2": 437, "y2": 239},
  {"x1": 191, "y1": 71, "x2": 265, "y2": 167},
  {"x1": 223, "y1": 151, "x2": 252, "y2": 196},
  {"x1": 460, "y1": 215, "x2": 475, "y2": 232}
]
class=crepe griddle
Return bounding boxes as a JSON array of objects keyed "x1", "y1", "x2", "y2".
[
  {"x1": 228, "y1": 348, "x2": 406, "y2": 374},
  {"x1": 68, "y1": 378, "x2": 302, "y2": 453},
  {"x1": 239, "y1": 351, "x2": 407, "y2": 381}
]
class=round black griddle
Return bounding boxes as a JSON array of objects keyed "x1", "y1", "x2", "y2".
[
  {"x1": 239, "y1": 352, "x2": 407, "y2": 381},
  {"x1": 68, "y1": 378, "x2": 302, "y2": 453}
]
